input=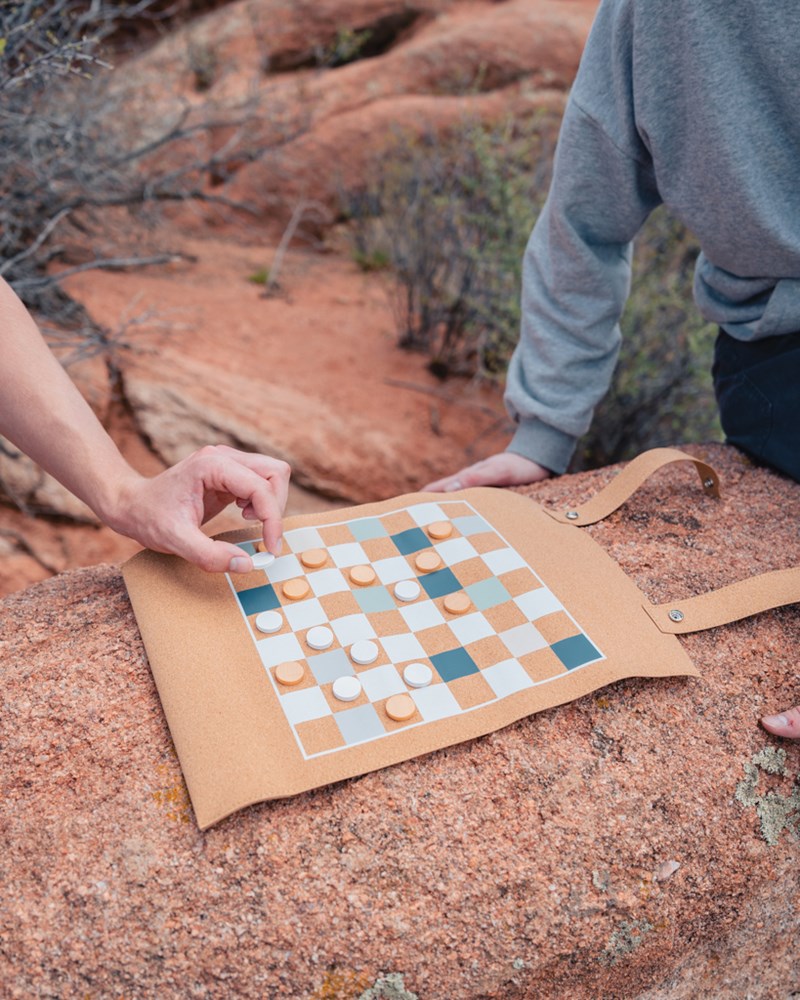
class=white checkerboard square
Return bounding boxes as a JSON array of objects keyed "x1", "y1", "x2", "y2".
[
  {"x1": 482, "y1": 547, "x2": 528, "y2": 576},
  {"x1": 331, "y1": 613, "x2": 377, "y2": 646},
  {"x1": 399, "y1": 599, "x2": 446, "y2": 632},
  {"x1": 257, "y1": 631, "x2": 305, "y2": 669},
  {"x1": 499, "y1": 622, "x2": 548, "y2": 658},
  {"x1": 408, "y1": 502, "x2": 447, "y2": 526},
  {"x1": 411, "y1": 684, "x2": 461, "y2": 721},
  {"x1": 283, "y1": 598, "x2": 328, "y2": 632},
  {"x1": 283, "y1": 526, "x2": 325, "y2": 553},
  {"x1": 381, "y1": 632, "x2": 427, "y2": 664},
  {"x1": 483, "y1": 659, "x2": 535, "y2": 698},
  {"x1": 280, "y1": 686, "x2": 332, "y2": 725},
  {"x1": 307, "y1": 568, "x2": 350, "y2": 597},
  {"x1": 447, "y1": 611, "x2": 494, "y2": 646},
  {"x1": 264, "y1": 553, "x2": 303, "y2": 583},
  {"x1": 359, "y1": 664, "x2": 407, "y2": 701},
  {"x1": 434, "y1": 536, "x2": 478, "y2": 565},
  {"x1": 373, "y1": 556, "x2": 415, "y2": 585},
  {"x1": 328, "y1": 542, "x2": 370, "y2": 568},
  {"x1": 514, "y1": 588, "x2": 562, "y2": 621}
]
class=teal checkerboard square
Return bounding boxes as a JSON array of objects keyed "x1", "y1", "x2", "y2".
[
  {"x1": 466, "y1": 577, "x2": 511, "y2": 610},
  {"x1": 354, "y1": 585, "x2": 396, "y2": 614},
  {"x1": 350, "y1": 517, "x2": 388, "y2": 541}
]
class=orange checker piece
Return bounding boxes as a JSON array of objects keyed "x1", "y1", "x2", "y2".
[
  {"x1": 385, "y1": 693, "x2": 416, "y2": 722},
  {"x1": 415, "y1": 550, "x2": 443, "y2": 573},
  {"x1": 282, "y1": 577, "x2": 311, "y2": 600},
  {"x1": 427, "y1": 520, "x2": 453, "y2": 540},
  {"x1": 275, "y1": 661, "x2": 305, "y2": 686},
  {"x1": 300, "y1": 548, "x2": 328, "y2": 569},
  {"x1": 349, "y1": 564, "x2": 377, "y2": 586},
  {"x1": 443, "y1": 592, "x2": 472, "y2": 615}
]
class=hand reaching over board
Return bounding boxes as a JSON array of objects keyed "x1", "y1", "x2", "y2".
[
  {"x1": 104, "y1": 445, "x2": 292, "y2": 573},
  {"x1": 423, "y1": 451, "x2": 552, "y2": 492}
]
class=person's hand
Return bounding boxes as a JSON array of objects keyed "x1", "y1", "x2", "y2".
[
  {"x1": 104, "y1": 445, "x2": 291, "y2": 573},
  {"x1": 423, "y1": 452, "x2": 552, "y2": 492},
  {"x1": 761, "y1": 706, "x2": 800, "y2": 739}
]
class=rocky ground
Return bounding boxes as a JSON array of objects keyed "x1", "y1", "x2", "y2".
[
  {"x1": 0, "y1": 0, "x2": 598, "y2": 596},
  {"x1": 1, "y1": 445, "x2": 798, "y2": 998}
]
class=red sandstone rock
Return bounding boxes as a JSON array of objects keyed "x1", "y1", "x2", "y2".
[{"x1": 1, "y1": 444, "x2": 798, "y2": 998}]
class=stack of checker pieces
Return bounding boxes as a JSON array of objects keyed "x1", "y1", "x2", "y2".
[{"x1": 226, "y1": 498, "x2": 604, "y2": 760}]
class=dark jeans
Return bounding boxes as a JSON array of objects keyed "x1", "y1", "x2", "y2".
[{"x1": 713, "y1": 328, "x2": 800, "y2": 483}]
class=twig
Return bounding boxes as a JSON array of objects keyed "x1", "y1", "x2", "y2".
[{"x1": 13, "y1": 253, "x2": 192, "y2": 290}]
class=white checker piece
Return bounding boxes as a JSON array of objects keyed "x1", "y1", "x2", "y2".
[
  {"x1": 283, "y1": 526, "x2": 325, "y2": 553},
  {"x1": 373, "y1": 556, "x2": 415, "y2": 585},
  {"x1": 283, "y1": 598, "x2": 328, "y2": 632},
  {"x1": 263, "y1": 553, "x2": 303, "y2": 583},
  {"x1": 328, "y1": 542, "x2": 369, "y2": 568},
  {"x1": 408, "y1": 502, "x2": 447, "y2": 526},
  {"x1": 257, "y1": 631, "x2": 305, "y2": 669},
  {"x1": 359, "y1": 664, "x2": 407, "y2": 701},
  {"x1": 281, "y1": 686, "x2": 331, "y2": 725},
  {"x1": 307, "y1": 568, "x2": 350, "y2": 597},
  {"x1": 515, "y1": 588, "x2": 563, "y2": 621},
  {"x1": 447, "y1": 611, "x2": 495, "y2": 646},
  {"x1": 499, "y1": 622, "x2": 548, "y2": 658},
  {"x1": 410, "y1": 684, "x2": 461, "y2": 722},
  {"x1": 331, "y1": 613, "x2": 377, "y2": 647},
  {"x1": 434, "y1": 536, "x2": 478, "y2": 565},
  {"x1": 483, "y1": 659, "x2": 535, "y2": 698},
  {"x1": 251, "y1": 552, "x2": 276, "y2": 570}
]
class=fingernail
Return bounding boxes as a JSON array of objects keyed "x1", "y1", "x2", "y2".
[
  {"x1": 763, "y1": 713, "x2": 788, "y2": 728},
  {"x1": 270, "y1": 535, "x2": 283, "y2": 556},
  {"x1": 445, "y1": 479, "x2": 463, "y2": 493},
  {"x1": 229, "y1": 555, "x2": 252, "y2": 574}
]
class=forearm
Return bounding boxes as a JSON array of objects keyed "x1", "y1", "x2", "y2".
[
  {"x1": 0, "y1": 277, "x2": 140, "y2": 523},
  {"x1": 504, "y1": 100, "x2": 662, "y2": 471}
]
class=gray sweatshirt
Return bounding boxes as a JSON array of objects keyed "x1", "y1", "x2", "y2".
[{"x1": 505, "y1": 0, "x2": 800, "y2": 474}]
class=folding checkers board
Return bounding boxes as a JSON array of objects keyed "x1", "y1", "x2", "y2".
[{"x1": 126, "y1": 454, "x2": 739, "y2": 829}]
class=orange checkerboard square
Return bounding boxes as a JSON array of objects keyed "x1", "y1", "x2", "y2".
[
  {"x1": 520, "y1": 646, "x2": 568, "y2": 682},
  {"x1": 319, "y1": 591, "x2": 361, "y2": 619},
  {"x1": 381, "y1": 510, "x2": 417, "y2": 534},
  {"x1": 453, "y1": 557, "x2": 494, "y2": 587},
  {"x1": 465, "y1": 634, "x2": 512, "y2": 668},
  {"x1": 469, "y1": 531, "x2": 507, "y2": 554},
  {"x1": 296, "y1": 716, "x2": 346, "y2": 755},
  {"x1": 359, "y1": 536, "x2": 399, "y2": 562},
  {"x1": 482, "y1": 602, "x2": 527, "y2": 632},
  {"x1": 534, "y1": 611, "x2": 579, "y2": 645},
  {"x1": 449, "y1": 673, "x2": 496, "y2": 710},
  {"x1": 414, "y1": 623, "x2": 459, "y2": 657},
  {"x1": 499, "y1": 567, "x2": 542, "y2": 594},
  {"x1": 317, "y1": 524, "x2": 355, "y2": 546},
  {"x1": 368, "y1": 609, "x2": 408, "y2": 636}
]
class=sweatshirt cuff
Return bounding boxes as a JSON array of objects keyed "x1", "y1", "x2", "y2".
[{"x1": 506, "y1": 418, "x2": 578, "y2": 475}]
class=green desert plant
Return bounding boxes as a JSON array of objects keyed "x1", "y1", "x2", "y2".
[
  {"x1": 343, "y1": 116, "x2": 558, "y2": 380},
  {"x1": 344, "y1": 120, "x2": 720, "y2": 466}
]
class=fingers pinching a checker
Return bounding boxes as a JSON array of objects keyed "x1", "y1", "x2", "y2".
[{"x1": 257, "y1": 514, "x2": 473, "y2": 718}]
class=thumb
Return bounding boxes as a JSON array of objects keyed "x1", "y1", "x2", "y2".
[{"x1": 171, "y1": 529, "x2": 254, "y2": 574}]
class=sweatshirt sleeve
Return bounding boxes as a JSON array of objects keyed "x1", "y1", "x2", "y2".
[{"x1": 504, "y1": 0, "x2": 662, "y2": 473}]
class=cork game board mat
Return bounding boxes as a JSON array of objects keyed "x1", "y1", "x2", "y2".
[{"x1": 124, "y1": 486, "x2": 698, "y2": 828}]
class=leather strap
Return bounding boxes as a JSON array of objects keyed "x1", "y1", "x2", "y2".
[
  {"x1": 644, "y1": 567, "x2": 800, "y2": 634},
  {"x1": 545, "y1": 447, "x2": 720, "y2": 526}
]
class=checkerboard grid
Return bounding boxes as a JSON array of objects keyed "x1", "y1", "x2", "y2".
[{"x1": 228, "y1": 499, "x2": 605, "y2": 759}]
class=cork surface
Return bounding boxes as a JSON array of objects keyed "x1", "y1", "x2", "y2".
[{"x1": 1, "y1": 443, "x2": 798, "y2": 999}]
